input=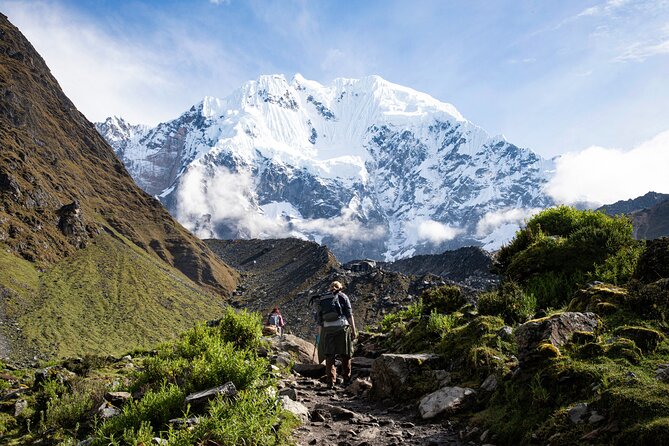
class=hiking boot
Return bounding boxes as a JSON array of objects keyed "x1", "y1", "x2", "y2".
[{"x1": 325, "y1": 381, "x2": 335, "y2": 390}]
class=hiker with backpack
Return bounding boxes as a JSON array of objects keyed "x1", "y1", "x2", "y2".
[
  {"x1": 313, "y1": 280, "x2": 357, "y2": 389},
  {"x1": 265, "y1": 307, "x2": 285, "y2": 336}
]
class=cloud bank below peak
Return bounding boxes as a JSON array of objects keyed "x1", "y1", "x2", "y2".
[{"x1": 547, "y1": 129, "x2": 669, "y2": 206}]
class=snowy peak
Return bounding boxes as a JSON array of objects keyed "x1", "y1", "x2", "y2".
[{"x1": 98, "y1": 74, "x2": 554, "y2": 261}]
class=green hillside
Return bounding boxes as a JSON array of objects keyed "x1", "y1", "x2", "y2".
[{"x1": 1, "y1": 231, "x2": 227, "y2": 360}]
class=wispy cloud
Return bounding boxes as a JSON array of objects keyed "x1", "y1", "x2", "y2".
[
  {"x1": 546, "y1": 130, "x2": 669, "y2": 205},
  {"x1": 615, "y1": 38, "x2": 669, "y2": 62},
  {"x1": 476, "y1": 208, "x2": 542, "y2": 238},
  {"x1": 576, "y1": 0, "x2": 630, "y2": 18}
]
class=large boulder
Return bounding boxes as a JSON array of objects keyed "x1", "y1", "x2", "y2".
[
  {"x1": 418, "y1": 386, "x2": 476, "y2": 419},
  {"x1": 515, "y1": 312, "x2": 600, "y2": 364},
  {"x1": 370, "y1": 353, "x2": 442, "y2": 400},
  {"x1": 269, "y1": 334, "x2": 316, "y2": 364}
]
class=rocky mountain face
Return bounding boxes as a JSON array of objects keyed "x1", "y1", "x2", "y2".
[
  {"x1": 598, "y1": 191, "x2": 669, "y2": 216},
  {"x1": 98, "y1": 74, "x2": 554, "y2": 262},
  {"x1": 0, "y1": 15, "x2": 238, "y2": 361},
  {"x1": 598, "y1": 191, "x2": 669, "y2": 240},
  {"x1": 378, "y1": 246, "x2": 499, "y2": 290},
  {"x1": 205, "y1": 238, "x2": 490, "y2": 339}
]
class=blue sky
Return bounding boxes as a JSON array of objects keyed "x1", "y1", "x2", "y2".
[{"x1": 2, "y1": 0, "x2": 669, "y2": 161}]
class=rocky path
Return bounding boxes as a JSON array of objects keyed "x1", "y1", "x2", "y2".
[{"x1": 282, "y1": 373, "x2": 470, "y2": 446}]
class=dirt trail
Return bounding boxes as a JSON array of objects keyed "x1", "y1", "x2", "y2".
[{"x1": 286, "y1": 372, "x2": 471, "y2": 446}]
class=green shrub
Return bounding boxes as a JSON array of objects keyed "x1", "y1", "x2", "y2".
[
  {"x1": 426, "y1": 311, "x2": 459, "y2": 336},
  {"x1": 165, "y1": 387, "x2": 298, "y2": 445},
  {"x1": 380, "y1": 301, "x2": 422, "y2": 333},
  {"x1": 421, "y1": 285, "x2": 467, "y2": 314},
  {"x1": 217, "y1": 307, "x2": 263, "y2": 350},
  {"x1": 0, "y1": 412, "x2": 17, "y2": 437},
  {"x1": 37, "y1": 378, "x2": 104, "y2": 430},
  {"x1": 137, "y1": 323, "x2": 267, "y2": 394},
  {"x1": 496, "y1": 206, "x2": 639, "y2": 309},
  {"x1": 478, "y1": 282, "x2": 536, "y2": 324},
  {"x1": 97, "y1": 383, "x2": 185, "y2": 441}
]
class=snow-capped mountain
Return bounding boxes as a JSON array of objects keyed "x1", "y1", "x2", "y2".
[{"x1": 97, "y1": 74, "x2": 554, "y2": 261}]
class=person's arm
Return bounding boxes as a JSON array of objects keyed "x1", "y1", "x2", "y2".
[
  {"x1": 339, "y1": 293, "x2": 357, "y2": 340},
  {"x1": 347, "y1": 314, "x2": 357, "y2": 340}
]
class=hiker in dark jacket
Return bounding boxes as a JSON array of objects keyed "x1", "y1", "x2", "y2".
[
  {"x1": 266, "y1": 307, "x2": 285, "y2": 335},
  {"x1": 315, "y1": 281, "x2": 357, "y2": 389}
]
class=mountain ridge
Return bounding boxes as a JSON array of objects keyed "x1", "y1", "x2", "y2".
[{"x1": 98, "y1": 73, "x2": 555, "y2": 261}]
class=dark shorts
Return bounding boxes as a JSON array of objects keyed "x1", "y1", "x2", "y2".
[{"x1": 318, "y1": 325, "x2": 353, "y2": 363}]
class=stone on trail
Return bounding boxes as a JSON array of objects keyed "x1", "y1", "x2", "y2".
[
  {"x1": 293, "y1": 363, "x2": 326, "y2": 378},
  {"x1": 280, "y1": 395, "x2": 310, "y2": 422},
  {"x1": 370, "y1": 353, "x2": 441, "y2": 400},
  {"x1": 344, "y1": 377, "x2": 372, "y2": 396},
  {"x1": 279, "y1": 387, "x2": 298, "y2": 401},
  {"x1": 314, "y1": 402, "x2": 360, "y2": 420},
  {"x1": 418, "y1": 386, "x2": 476, "y2": 419}
]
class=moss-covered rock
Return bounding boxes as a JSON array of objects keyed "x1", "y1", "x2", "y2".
[
  {"x1": 536, "y1": 342, "x2": 561, "y2": 359},
  {"x1": 634, "y1": 237, "x2": 669, "y2": 283},
  {"x1": 575, "y1": 338, "x2": 642, "y2": 364},
  {"x1": 613, "y1": 326, "x2": 664, "y2": 353},
  {"x1": 515, "y1": 312, "x2": 600, "y2": 365},
  {"x1": 629, "y1": 278, "x2": 669, "y2": 322},
  {"x1": 437, "y1": 316, "x2": 513, "y2": 381},
  {"x1": 616, "y1": 416, "x2": 669, "y2": 446},
  {"x1": 605, "y1": 338, "x2": 643, "y2": 364},
  {"x1": 567, "y1": 282, "x2": 627, "y2": 314}
]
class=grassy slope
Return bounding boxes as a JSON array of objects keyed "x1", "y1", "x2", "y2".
[{"x1": 1, "y1": 232, "x2": 227, "y2": 360}]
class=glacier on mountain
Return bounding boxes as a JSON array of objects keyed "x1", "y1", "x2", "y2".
[{"x1": 96, "y1": 74, "x2": 555, "y2": 261}]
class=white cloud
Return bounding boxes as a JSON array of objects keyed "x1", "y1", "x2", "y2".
[
  {"x1": 546, "y1": 130, "x2": 669, "y2": 205},
  {"x1": 209, "y1": 0, "x2": 230, "y2": 5},
  {"x1": 175, "y1": 165, "x2": 384, "y2": 244},
  {"x1": 476, "y1": 208, "x2": 543, "y2": 237},
  {"x1": 576, "y1": 0, "x2": 629, "y2": 18},
  {"x1": 615, "y1": 38, "x2": 669, "y2": 62},
  {"x1": 412, "y1": 220, "x2": 461, "y2": 244},
  {"x1": 1, "y1": 1, "x2": 245, "y2": 125},
  {"x1": 292, "y1": 208, "x2": 386, "y2": 243}
]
